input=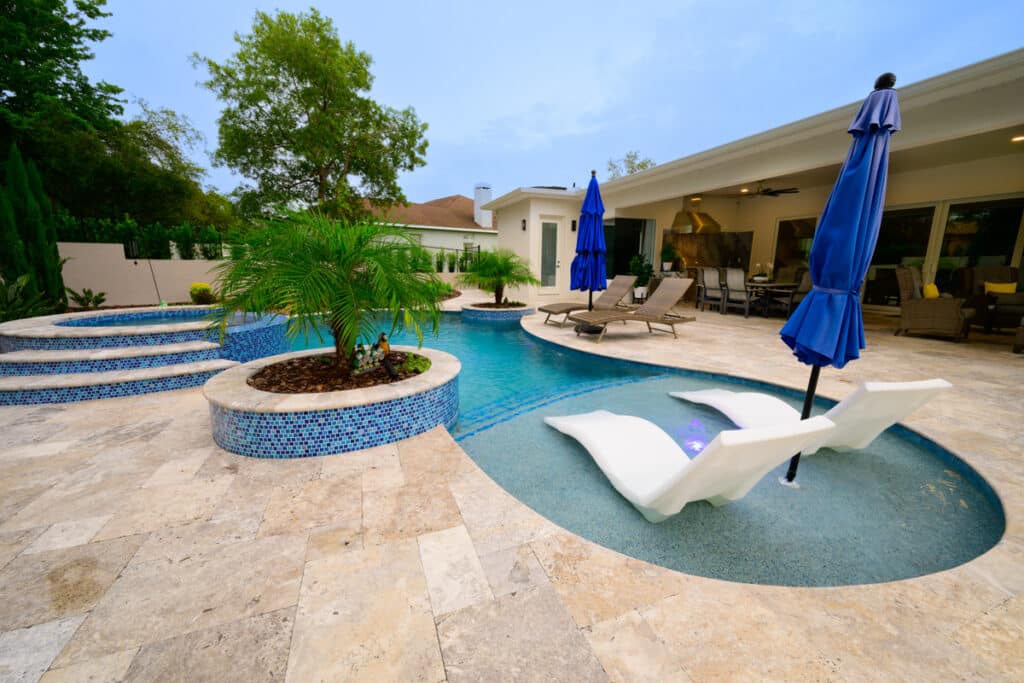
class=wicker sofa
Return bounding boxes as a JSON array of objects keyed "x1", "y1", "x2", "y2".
[{"x1": 894, "y1": 266, "x2": 971, "y2": 340}]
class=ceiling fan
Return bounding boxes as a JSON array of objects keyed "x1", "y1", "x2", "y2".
[{"x1": 719, "y1": 182, "x2": 800, "y2": 198}]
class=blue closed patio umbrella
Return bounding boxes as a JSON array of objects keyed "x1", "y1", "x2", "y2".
[
  {"x1": 779, "y1": 73, "x2": 902, "y2": 483},
  {"x1": 571, "y1": 170, "x2": 608, "y2": 311}
]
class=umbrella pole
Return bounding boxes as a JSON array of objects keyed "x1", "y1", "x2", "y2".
[
  {"x1": 783, "y1": 364, "x2": 821, "y2": 484},
  {"x1": 588, "y1": 289, "x2": 594, "y2": 311}
]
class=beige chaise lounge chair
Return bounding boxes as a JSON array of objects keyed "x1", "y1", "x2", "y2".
[
  {"x1": 568, "y1": 277, "x2": 694, "y2": 342},
  {"x1": 538, "y1": 275, "x2": 637, "y2": 326}
]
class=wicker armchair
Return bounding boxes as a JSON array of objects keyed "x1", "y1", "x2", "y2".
[{"x1": 894, "y1": 267, "x2": 970, "y2": 340}]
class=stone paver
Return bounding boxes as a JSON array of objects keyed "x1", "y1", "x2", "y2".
[{"x1": 0, "y1": 308, "x2": 1019, "y2": 679}]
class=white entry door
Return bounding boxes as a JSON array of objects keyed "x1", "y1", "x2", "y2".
[{"x1": 540, "y1": 221, "x2": 560, "y2": 290}]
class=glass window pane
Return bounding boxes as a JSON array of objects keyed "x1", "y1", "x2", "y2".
[
  {"x1": 773, "y1": 217, "x2": 816, "y2": 283},
  {"x1": 541, "y1": 222, "x2": 557, "y2": 287},
  {"x1": 865, "y1": 206, "x2": 935, "y2": 306},
  {"x1": 939, "y1": 197, "x2": 1024, "y2": 294}
]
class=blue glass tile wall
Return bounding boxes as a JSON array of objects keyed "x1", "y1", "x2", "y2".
[{"x1": 210, "y1": 376, "x2": 459, "y2": 458}]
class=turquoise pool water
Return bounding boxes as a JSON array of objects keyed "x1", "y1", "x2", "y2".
[
  {"x1": 65, "y1": 312, "x2": 253, "y2": 327},
  {"x1": 290, "y1": 313, "x2": 1005, "y2": 586}
]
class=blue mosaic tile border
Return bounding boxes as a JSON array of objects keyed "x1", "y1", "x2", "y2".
[
  {"x1": 210, "y1": 375, "x2": 459, "y2": 458},
  {"x1": 0, "y1": 369, "x2": 226, "y2": 405},
  {"x1": 461, "y1": 306, "x2": 534, "y2": 323},
  {"x1": 0, "y1": 347, "x2": 222, "y2": 375},
  {"x1": 0, "y1": 328, "x2": 211, "y2": 351}
]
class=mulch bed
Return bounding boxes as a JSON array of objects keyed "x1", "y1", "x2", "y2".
[
  {"x1": 470, "y1": 301, "x2": 527, "y2": 309},
  {"x1": 248, "y1": 352, "x2": 426, "y2": 393}
]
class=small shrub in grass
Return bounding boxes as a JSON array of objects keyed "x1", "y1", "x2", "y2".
[
  {"x1": 190, "y1": 282, "x2": 216, "y2": 304},
  {"x1": 435, "y1": 249, "x2": 445, "y2": 272}
]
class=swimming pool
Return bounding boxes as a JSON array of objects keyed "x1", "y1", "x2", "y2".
[
  {"x1": 290, "y1": 313, "x2": 1005, "y2": 586},
  {"x1": 60, "y1": 310, "x2": 254, "y2": 327}
]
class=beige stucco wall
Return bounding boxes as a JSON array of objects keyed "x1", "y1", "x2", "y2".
[{"x1": 59, "y1": 242, "x2": 223, "y2": 307}]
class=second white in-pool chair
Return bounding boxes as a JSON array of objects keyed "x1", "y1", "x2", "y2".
[
  {"x1": 544, "y1": 410, "x2": 835, "y2": 523},
  {"x1": 669, "y1": 378, "x2": 951, "y2": 455}
]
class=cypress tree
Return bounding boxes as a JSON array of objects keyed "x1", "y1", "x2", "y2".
[
  {"x1": 0, "y1": 192, "x2": 32, "y2": 287},
  {"x1": 26, "y1": 162, "x2": 66, "y2": 307},
  {"x1": 2, "y1": 144, "x2": 66, "y2": 307}
]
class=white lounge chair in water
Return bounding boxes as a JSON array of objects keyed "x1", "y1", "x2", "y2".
[
  {"x1": 669, "y1": 378, "x2": 952, "y2": 455},
  {"x1": 543, "y1": 410, "x2": 835, "y2": 523}
]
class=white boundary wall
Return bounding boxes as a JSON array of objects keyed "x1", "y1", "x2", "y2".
[{"x1": 59, "y1": 242, "x2": 222, "y2": 306}]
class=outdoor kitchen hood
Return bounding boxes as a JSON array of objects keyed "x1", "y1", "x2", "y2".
[{"x1": 670, "y1": 209, "x2": 722, "y2": 234}]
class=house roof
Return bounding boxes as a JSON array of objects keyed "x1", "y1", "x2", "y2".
[
  {"x1": 377, "y1": 194, "x2": 494, "y2": 231},
  {"x1": 483, "y1": 48, "x2": 1024, "y2": 212}
]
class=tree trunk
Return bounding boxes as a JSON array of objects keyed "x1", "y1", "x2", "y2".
[
  {"x1": 317, "y1": 167, "x2": 328, "y2": 206},
  {"x1": 494, "y1": 282, "x2": 504, "y2": 306},
  {"x1": 330, "y1": 327, "x2": 352, "y2": 377}
]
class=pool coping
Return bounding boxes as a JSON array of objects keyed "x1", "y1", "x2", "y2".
[
  {"x1": 0, "y1": 305, "x2": 229, "y2": 338},
  {"x1": 202, "y1": 345, "x2": 460, "y2": 414}
]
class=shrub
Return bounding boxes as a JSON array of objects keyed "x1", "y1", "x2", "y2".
[
  {"x1": 458, "y1": 249, "x2": 540, "y2": 305},
  {"x1": 189, "y1": 282, "x2": 217, "y2": 304},
  {"x1": 628, "y1": 255, "x2": 654, "y2": 287},
  {"x1": 138, "y1": 223, "x2": 172, "y2": 259},
  {"x1": 445, "y1": 250, "x2": 457, "y2": 273},
  {"x1": 66, "y1": 287, "x2": 107, "y2": 309},
  {"x1": 197, "y1": 226, "x2": 223, "y2": 259},
  {"x1": 172, "y1": 223, "x2": 197, "y2": 259},
  {"x1": 435, "y1": 249, "x2": 445, "y2": 273},
  {"x1": 426, "y1": 280, "x2": 453, "y2": 301},
  {"x1": 1, "y1": 275, "x2": 51, "y2": 322},
  {"x1": 399, "y1": 353, "x2": 431, "y2": 374}
]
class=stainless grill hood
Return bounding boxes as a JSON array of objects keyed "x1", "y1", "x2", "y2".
[{"x1": 670, "y1": 210, "x2": 721, "y2": 234}]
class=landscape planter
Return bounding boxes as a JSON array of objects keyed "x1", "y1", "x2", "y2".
[
  {"x1": 204, "y1": 345, "x2": 460, "y2": 458},
  {"x1": 460, "y1": 303, "x2": 534, "y2": 323}
]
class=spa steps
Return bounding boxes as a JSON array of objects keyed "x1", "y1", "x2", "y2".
[{"x1": 0, "y1": 358, "x2": 239, "y2": 405}]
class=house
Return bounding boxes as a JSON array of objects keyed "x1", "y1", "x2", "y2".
[
  {"x1": 381, "y1": 186, "x2": 498, "y2": 266},
  {"x1": 483, "y1": 49, "x2": 1024, "y2": 309}
]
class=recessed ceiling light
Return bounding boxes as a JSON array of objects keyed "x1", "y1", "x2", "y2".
[
  {"x1": 740, "y1": 188, "x2": 750, "y2": 194},
  {"x1": 691, "y1": 195, "x2": 702, "y2": 202},
  {"x1": 1012, "y1": 135, "x2": 1024, "y2": 143}
]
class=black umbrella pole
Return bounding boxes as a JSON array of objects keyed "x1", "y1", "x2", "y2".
[
  {"x1": 784, "y1": 364, "x2": 822, "y2": 482},
  {"x1": 588, "y1": 289, "x2": 594, "y2": 311}
]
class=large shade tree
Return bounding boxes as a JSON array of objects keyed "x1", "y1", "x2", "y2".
[
  {"x1": 194, "y1": 8, "x2": 429, "y2": 220},
  {"x1": 214, "y1": 213, "x2": 441, "y2": 374}
]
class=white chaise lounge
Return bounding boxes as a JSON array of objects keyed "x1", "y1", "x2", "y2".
[
  {"x1": 544, "y1": 410, "x2": 834, "y2": 523},
  {"x1": 669, "y1": 378, "x2": 951, "y2": 455}
]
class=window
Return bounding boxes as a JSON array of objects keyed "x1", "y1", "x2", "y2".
[
  {"x1": 938, "y1": 197, "x2": 1024, "y2": 294},
  {"x1": 865, "y1": 206, "x2": 935, "y2": 306},
  {"x1": 773, "y1": 217, "x2": 817, "y2": 282}
]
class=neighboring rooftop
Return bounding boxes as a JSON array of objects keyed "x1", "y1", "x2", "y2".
[{"x1": 379, "y1": 194, "x2": 495, "y2": 231}]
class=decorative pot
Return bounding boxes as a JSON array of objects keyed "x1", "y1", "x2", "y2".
[
  {"x1": 633, "y1": 286, "x2": 648, "y2": 302},
  {"x1": 662, "y1": 262, "x2": 674, "y2": 272}
]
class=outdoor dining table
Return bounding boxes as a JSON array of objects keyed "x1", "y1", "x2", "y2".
[{"x1": 746, "y1": 281, "x2": 800, "y2": 316}]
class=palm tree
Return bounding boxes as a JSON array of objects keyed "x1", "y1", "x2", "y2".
[
  {"x1": 458, "y1": 249, "x2": 540, "y2": 306},
  {"x1": 213, "y1": 213, "x2": 441, "y2": 375}
]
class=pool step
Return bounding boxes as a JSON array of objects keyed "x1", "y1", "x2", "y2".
[
  {"x1": 455, "y1": 374, "x2": 669, "y2": 441},
  {"x1": 0, "y1": 358, "x2": 239, "y2": 405},
  {"x1": 0, "y1": 341, "x2": 223, "y2": 375}
]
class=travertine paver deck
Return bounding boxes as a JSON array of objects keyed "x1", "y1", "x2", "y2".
[{"x1": 0, "y1": 303, "x2": 1020, "y2": 681}]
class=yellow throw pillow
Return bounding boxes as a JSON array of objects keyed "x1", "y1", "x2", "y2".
[
  {"x1": 984, "y1": 281, "x2": 1017, "y2": 295},
  {"x1": 922, "y1": 283, "x2": 939, "y2": 299}
]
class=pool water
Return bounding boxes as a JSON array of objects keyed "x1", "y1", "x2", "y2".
[
  {"x1": 290, "y1": 313, "x2": 1005, "y2": 587},
  {"x1": 290, "y1": 314, "x2": 665, "y2": 433},
  {"x1": 67, "y1": 312, "x2": 253, "y2": 327}
]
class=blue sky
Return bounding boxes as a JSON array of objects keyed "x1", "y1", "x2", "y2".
[{"x1": 83, "y1": 0, "x2": 1023, "y2": 203}]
